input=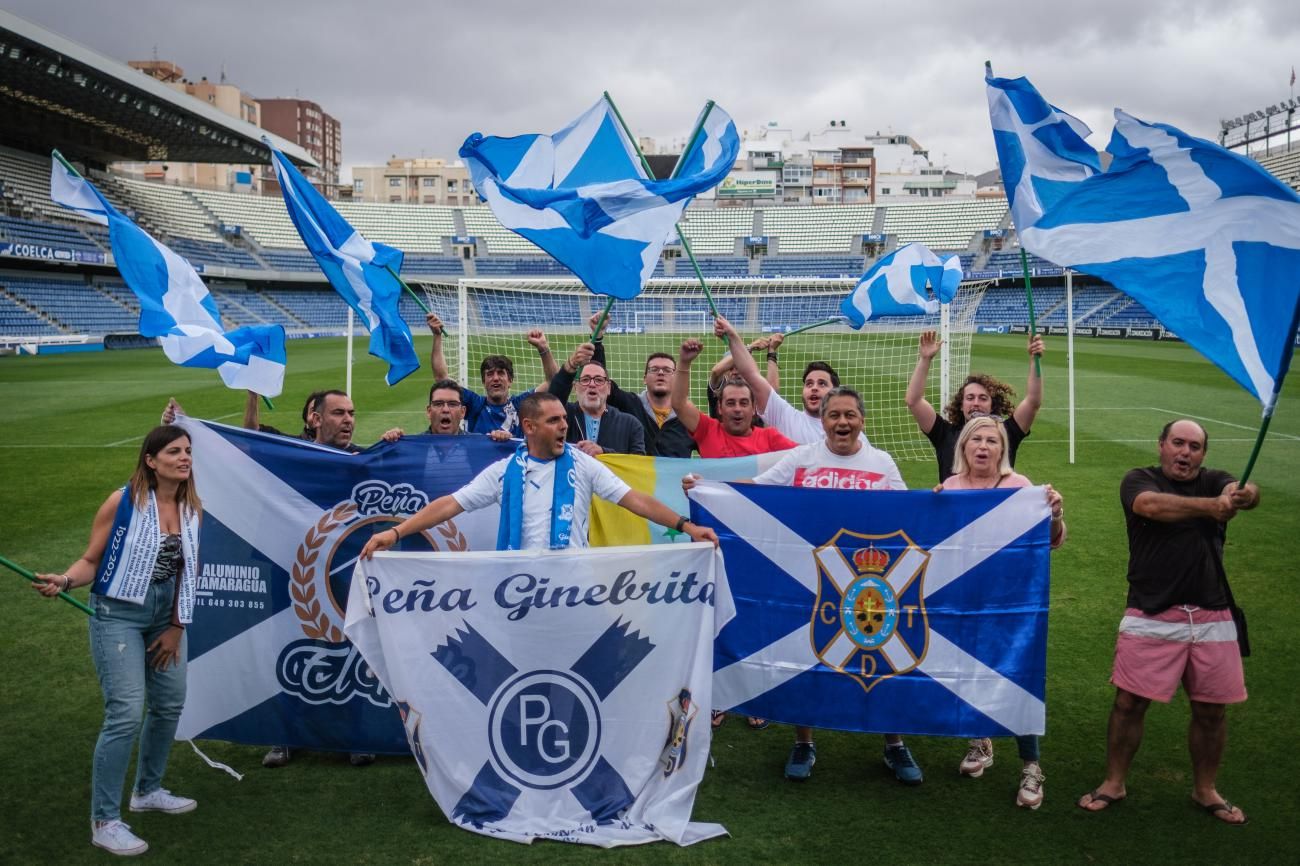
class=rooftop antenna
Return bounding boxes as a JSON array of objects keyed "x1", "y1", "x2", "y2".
[{"x1": 220, "y1": 62, "x2": 227, "y2": 85}]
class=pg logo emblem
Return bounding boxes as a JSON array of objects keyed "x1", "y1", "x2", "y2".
[
  {"x1": 487, "y1": 670, "x2": 602, "y2": 790},
  {"x1": 810, "y1": 529, "x2": 930, "y2": 693}
]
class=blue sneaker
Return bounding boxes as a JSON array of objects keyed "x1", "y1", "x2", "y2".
[
  {"x1": 884, "y1": 743, "x2": 923, "y2": 785},
  {"x1": 784, "y1": 742, "x2": 816, "y2": 781}
]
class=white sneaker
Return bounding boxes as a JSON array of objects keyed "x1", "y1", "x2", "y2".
[
  {"x1": 1017, "y1": 762, "x2": 1045, "y2": 810},
  {"x1": 91, "y1": 820, "x2": 148, "y2": 856},
  {"x1": 958, "y1": 738, "x2": 994, "y2": 777},
  {"x1": 129, "y1": 787, "x2": 197, "y2": 814}
]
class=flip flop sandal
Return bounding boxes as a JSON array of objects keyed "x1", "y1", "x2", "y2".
[
  {"x1": 1078, "y1": 788, "x2": 1125, "y2": 811},
  {"x1": 711, "y1": 710, "x2": 726, "y2": 731},
  {"x1": 746, "y1": 717, "x2": 770, "y2": 730},
  {"x1": 1200, "y1": 799, "x2": 1249, "y2": 826}
]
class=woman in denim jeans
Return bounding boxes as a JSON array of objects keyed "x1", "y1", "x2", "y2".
[{"x1": 35, "y1": 425, "x2": 202, "y2": 856}]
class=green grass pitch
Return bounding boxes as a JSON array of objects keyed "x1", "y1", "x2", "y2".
[{"x1": 1, "y1": 333, "x2": 1297, "y2": 863}]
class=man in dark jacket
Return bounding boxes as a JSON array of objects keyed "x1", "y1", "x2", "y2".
[{"x1": 548, "y1": 357, "x2": 645, "y2": 455}]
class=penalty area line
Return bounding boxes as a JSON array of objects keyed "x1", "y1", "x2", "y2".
[{"x1": 101, "y1": 412, "x2": 244, "y2": 447}]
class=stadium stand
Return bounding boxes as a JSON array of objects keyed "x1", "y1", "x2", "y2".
[
  {"x1": 1, "y1": 274, "x2": 137, "y2": 333},
  {"x1": 758, "y1": 255, "x2": 865, "y2": 278},
  {"x1": 1256, "y1": 146, "x2": 1300, "y2": 192},
  {"x1": 677, "y1": 208, "x2": 754, "y2": 254},
  {"x1": 762, "y1": 205, "x2": 873, "y2": 253},
  {"x1": 882, "y1": 199, "x2": 1008, "y2": 249}
]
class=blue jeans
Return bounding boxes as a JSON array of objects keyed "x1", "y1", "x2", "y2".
[
  {"x1": 1015, "y1": 734, "x2": 1040, "y2": 762},
  {"x1": 89, "y1": 583, "x2": 188, "y2": 822}
]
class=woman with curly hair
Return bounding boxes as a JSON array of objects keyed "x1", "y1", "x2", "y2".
[{"x1": 905, "y1": 330, "x2": 1045, "y2": 481}]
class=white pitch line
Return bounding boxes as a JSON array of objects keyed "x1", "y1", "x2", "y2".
[
  {"x1": 100, "y1": 413, "x2": 243, "y2": 448},
  {"x1": 1149, "y1": 407, "x2": 1300, "y2": 441}
]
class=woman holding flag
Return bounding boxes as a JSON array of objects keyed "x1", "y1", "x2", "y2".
[
  {"x1": 33, "y1": 425, "x2": 202, "y2": 856},
  {"x1": 935, "y1": 415, "x2": 1064, "y2": 809}
]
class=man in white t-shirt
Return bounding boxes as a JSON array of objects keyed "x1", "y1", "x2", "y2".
[
  {"x1": 690, "y1": 387, "x2": 919, "y2": 785},
  {"x1": 712, "y1": 315, "x2": 864, "y2": 446},
  {"x1": 361, "y1": 392, "x2": 717, "y2": 556}
]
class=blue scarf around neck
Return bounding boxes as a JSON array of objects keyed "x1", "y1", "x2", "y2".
[{"x1": 496, "y1": 443, "x2": 576, "y2": 550}]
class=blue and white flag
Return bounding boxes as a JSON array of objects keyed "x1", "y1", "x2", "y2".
[
  {"x1": 173, "y1": 418, "x2": 514, "y2": 753},
  {"x1": 1021, "y1": 110, "x2": 1300, "y2": 408},
  {"x1": 985, "y1": 72, "x2": 1100, "y2": 232},
  {"x1": 690, "y1": 481, "x2": 1051, "y2": 737},
  {"x1": 839, "y1": 242, "x2": 964, "y2": 327},
  {"x1": 265, "y1": 141, "x2": 419, "y2": 385},
  {"x1": 49, "y1": 156, "x2": 286, "y2": 396},
  {"x1": 346, "y1": 545, "x2": 728, "y2": 846},
  {"x1": 461, "y1": 97, "x2": 739, "y2": 300}
]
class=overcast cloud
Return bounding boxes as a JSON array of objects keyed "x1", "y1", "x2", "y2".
[{"x1": 7, "y1": 0, "x2": 1298, "y2": 180}]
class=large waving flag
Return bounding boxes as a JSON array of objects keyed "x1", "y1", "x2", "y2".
[
  {"x1": 49, "y1": 156, "x2": 286, "y2": 396},
  {"x1": 690, "y1": 480, "x2": 1052, "y2": 737},
  {"x1": 1020, "y1": 110, "x2": 1300, "y2": 408},
  {"x1": 839, "y1": 242, "x2": 963, "y2": 327},
  {"x1": 985, "y1": 72, "x2": 1101, "y2": 233},
  {"x1": 461, "y1": 97, "x2": 739, "y2": 300},
  {"x1": 266, "y1": 141, "x2": 418, "y2": 385}
]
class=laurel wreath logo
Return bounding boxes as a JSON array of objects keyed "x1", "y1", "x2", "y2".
[{"x1": 293, "y1": 503, "x2": 469, "y2": 640}]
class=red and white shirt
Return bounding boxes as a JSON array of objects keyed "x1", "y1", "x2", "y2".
[{"x1": 753, "y1": 440, "x2": 906, "y2": 491}]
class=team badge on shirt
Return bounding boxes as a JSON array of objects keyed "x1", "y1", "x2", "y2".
[{"x1": 810, "y1": 529, "x2": 930, "y2": 693}]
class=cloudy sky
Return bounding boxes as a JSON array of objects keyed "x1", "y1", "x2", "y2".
[{"x1": 8, "y1": 0, "x2": 1298, "y2": 180}]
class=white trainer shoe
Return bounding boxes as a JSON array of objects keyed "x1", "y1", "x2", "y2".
[
  {"x1": 91, "y1": 820, "x2": 148, "y2": 856},
  {"x1": 1017, "y1": 762, "x2": 1045, "y2": 810},
  {"x1": 129, "y1": 787, "x2": 197, "y2": 814},
  {"x1": 959, "y1": 738, "x2": 994, "y2": 777}
]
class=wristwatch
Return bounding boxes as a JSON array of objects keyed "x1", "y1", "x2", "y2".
[{"x1": 674, "y1": 516, "x2": 689, "y2": 533}]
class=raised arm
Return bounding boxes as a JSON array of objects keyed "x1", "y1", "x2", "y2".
[
  {"x1": 905, "y1": 330, "x2": 940, "y2": 434},
  {"x1": 550, "y1": 342, "x2": 595, "y2": 403},
  {"x1": 713, "y1": 315, "x2": 774, "y2": 411},
  {"x1": 1012, "y1": 334, "x2": 1045, "y2": 432},
  {"x1": 765, "y1": 332, "x2": 783, "y2": 391},
  {"x1": 243, "y1": 390, "x2": 260, "y2": 431},
  {"x1": 359, "y1": 494, "x2": 466, "y2": 559},
  {"x1": 617, "y1": 488, "x2": 717, "y2": 545},
  {"x1": 671, "y1": 339, "x2": 705, "y2": 433},
  {"x1": 427, "y1": 313, "x2": 449, "y2": 380},
  {"x1": 526, "y1": 329, "x2": 559, "y2": 391}
]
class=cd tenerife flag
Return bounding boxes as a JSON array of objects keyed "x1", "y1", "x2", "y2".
[
  {"x1": 839, "y1": 242, "x2": 964, "y2": 327},
  {"x1": 460, "y1": 97, "x2": 739, "y2": 300},
  {"x1": 690, "y1": 480, "x2": 1052, "y2": 738},
  {"x1": 265, "y1": 140, "x2": 419, "y2": 386},
  {"x1": 49, "y1": 155, "x2": 286, "y2": 396}
]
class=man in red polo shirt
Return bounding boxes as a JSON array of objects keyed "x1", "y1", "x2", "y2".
[{"x1": 671, "y1": 338, "x2": 797, "y2": 458}]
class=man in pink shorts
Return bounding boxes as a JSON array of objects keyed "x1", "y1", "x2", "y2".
[{"x1": 1078, "y1": 419, "x2": 1259, "y2": 824}]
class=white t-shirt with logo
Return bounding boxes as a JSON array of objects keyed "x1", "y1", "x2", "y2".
[
  {"x1": 753, "y1": 440, "x2": 906, "y2": 491},
  {"x1": 760, "y1": 390, "x2": 869, "y2": 447},
  {"x1": 452, "y1": 448, "x2": 632, "y2": 549}
]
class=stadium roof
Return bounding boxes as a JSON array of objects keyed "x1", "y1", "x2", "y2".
[{"x1": 0, "y1": 10, "x2": 315, "y2": 168}]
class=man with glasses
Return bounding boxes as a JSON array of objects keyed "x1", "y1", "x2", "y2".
[
  {"x1": 549, "y1": 315, "x2": 695, "y2": 457},
  {"x1": 425, "y1": 379, "x2": 469, "y2": 436},
  {"x1": 549, "y1": 357, "x2": 645, "y2": 455}
]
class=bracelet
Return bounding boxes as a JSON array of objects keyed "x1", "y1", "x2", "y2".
[
  {"x1": 389, "y1": 526, "x2": 402, "y2": 542},
  {"x1": 766, "y1": 352, "x2": 779, "y2": 362},
  {"x1": 537, "y1": 347, "x2": 551, "y2": 356},
  {"x1": 61, "y1": 574, "x2": 72, "y2": 592},
  {"x1": 675, "y1": 516, "x2": 688, "y2": 533}
]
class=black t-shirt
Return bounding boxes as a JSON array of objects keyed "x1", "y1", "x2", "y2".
[
  {"x1": 1120, "y1": 466, "x2": 1235, "y2": 613},
  {"x1": 925, "y1": 415, "x2": 1028, "y2": 482}
]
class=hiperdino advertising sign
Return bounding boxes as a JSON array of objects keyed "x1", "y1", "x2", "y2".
[{"x1": 718, "y1": 175, "x2": 777, "y2": 198}]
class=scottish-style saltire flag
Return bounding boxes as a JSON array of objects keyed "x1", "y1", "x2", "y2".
[
  {"x1": 346, "y1": 545, "x2": 728, "y2": 846},
  {"x1": 1021, "y1": 110, "x2": 1300, "y2": 409},
  {"x1": 265, "y1": 140, "x2": 418, "y2": 385},
  {"x1": 460, "y1": 97, "x2": 739, "y2": 299},
  {"x1": 690, "y1": 480, "x2": 1052, "y2": 737},
  {"x1": 590, "y1": 452, "x2": 787, "y2": 545},
  {"x1": 172, "y1": 418, "x2": 514, "y2": 752},
  {"x1": 985, "y1": 72, "x2": 1101, "y2": 233},
  {"x1": 49, "y1": 157, "x2": 286, "y2": 396},
  {"x1": 839, "y1": 242, "x2": 964, "y2": 327}
]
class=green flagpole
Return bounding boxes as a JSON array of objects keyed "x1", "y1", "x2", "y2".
[
  {"x1": 784, "y1": 316, "x2": 847, "y2": 338},
  {"x1": 1, "y1": 554, "x2": 95, "y2": 616},
  {"x1": 602, "y1": 91, "x2": 720, "y2": 319},
  {"x1": 1238, "y1": 297, "x2": 1300, "y2": 485},
  {"x1": 383, "y1": 265, "x2": 431, "y2": 314}
]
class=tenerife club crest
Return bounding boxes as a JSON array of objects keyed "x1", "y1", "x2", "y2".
[
  {"x1": 277, "y1": 480, "x2": 468, "y2": 706},
  {"x1": 811, "y1": 529, "x2": 930, "y2": 693}
]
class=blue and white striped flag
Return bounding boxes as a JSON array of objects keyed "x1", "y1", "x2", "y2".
[
  {"x1": 49, "y1": 156, "x2": 286, "y2": 396},
  {"x1": 690, "y1": 480, "x2": 1052, "y2": 737},
  {"x1": 1021, "y1": 110, "x2": 1300, "y2": 409},
  {"x1": 460, "y1": 97, "x2": 739, "y2": 300},
  {"x1": 266, "y1": 141, "x2": 418, "y2": 385},
  {"x1": 839, "y1": 242, "x2": 963, "y2": 327},
  {"x1": 986, "y1": 72, "x2": 1100, "y2": 233}
]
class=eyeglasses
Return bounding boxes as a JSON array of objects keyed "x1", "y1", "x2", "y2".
[
  {"x1": 645, "y1": 366, "x2": 675, "y2": 375},
  {"x1": 428, "y1": 400, "x2": 463, "y2": 409},
  {"x1": 578, "y1": 375, "x2": 609, "y2": 386}
]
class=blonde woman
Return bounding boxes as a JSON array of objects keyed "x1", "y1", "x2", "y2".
[
  {"x1": 35, "y1": 425, "x2": 202, "y2": 856},
  {"x1": 937, "y1": 416, "x2": 1064, "y2": 809}
]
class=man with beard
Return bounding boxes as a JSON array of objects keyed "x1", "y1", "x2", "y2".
[
  {"x1": 545, "y1": 352, "x2": 645, "y2": 455},
  {"x1": 671, "y1": 338, "x2": 796, "y2": 459}
]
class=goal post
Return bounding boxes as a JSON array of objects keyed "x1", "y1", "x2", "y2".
[{"x1": 416, "y1": 277, "x2": 987, "y2": 462}]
